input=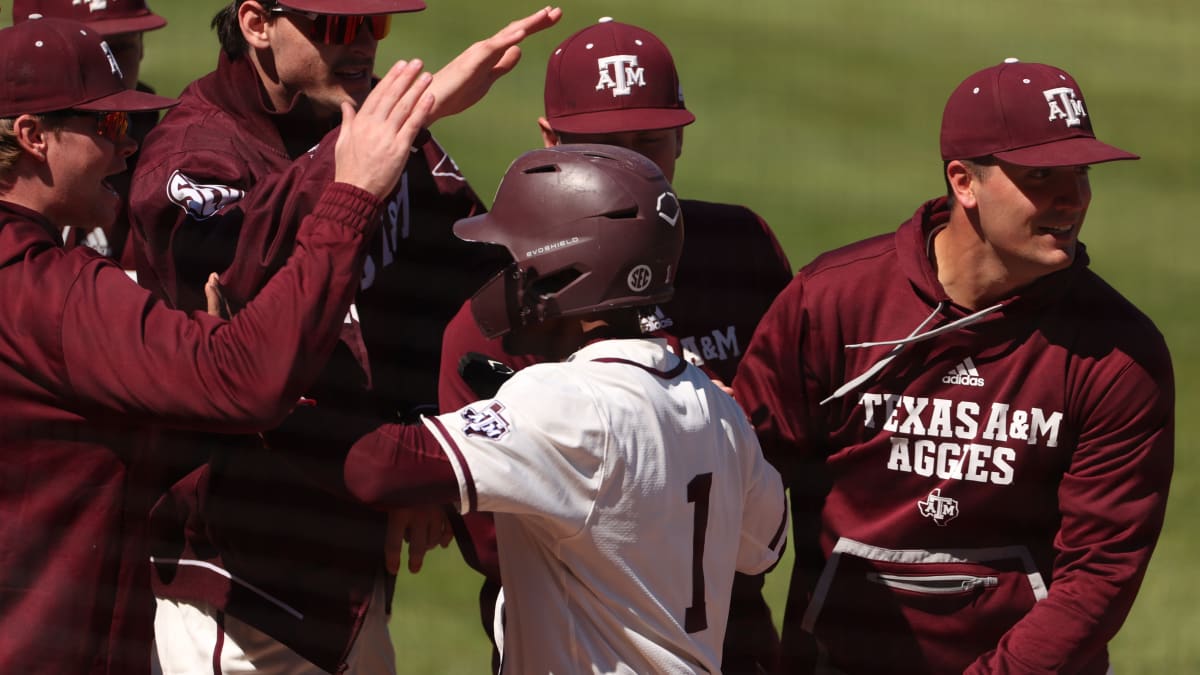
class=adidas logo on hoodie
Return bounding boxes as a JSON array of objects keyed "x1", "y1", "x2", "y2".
[{"x1": 942, "y1": 357, "x2": 985, "y2": 387}]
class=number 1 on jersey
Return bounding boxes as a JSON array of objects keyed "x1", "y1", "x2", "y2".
[{"x1": 685, "y1": 472, "x2": 713, "y2": 633}]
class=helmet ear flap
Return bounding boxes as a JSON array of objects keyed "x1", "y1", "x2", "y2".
[{"x1": 469, "y1": 263, "x2": 523, "y2": 340}]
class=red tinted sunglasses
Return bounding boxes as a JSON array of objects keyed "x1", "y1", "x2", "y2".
[
  {"x1": 269, "y1": 6, "x2": 392, "y2": 45},
  {"x1": 46, "y1": 110, "x2": 130, "y2": 142}
]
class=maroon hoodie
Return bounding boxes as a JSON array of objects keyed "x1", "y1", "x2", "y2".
[
  {"x1": 128, "y1": 53, "x2": 506, "y2": 672},
  {"x1": 0, "y1": 183, "x2": 382, "y2": 675},
  {"x1": 735, "y1": 197, "x2": 1174, "y2": 674}
]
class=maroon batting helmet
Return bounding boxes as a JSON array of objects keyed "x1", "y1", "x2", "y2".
[{"x1": 454, "y1": 144, "x2": 684, "y2": 339}]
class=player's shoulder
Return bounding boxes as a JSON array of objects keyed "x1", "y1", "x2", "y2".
[
  {"x1": 1057, "y1": 267, "x2": 1170, "y2": 365},
  {"x1": 801, "y1": 231, "x2": 897, "y2": 281}
]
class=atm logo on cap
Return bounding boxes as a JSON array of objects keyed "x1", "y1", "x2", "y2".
[
  {"x1": 596, "y1": 55, "x2": 645, "y2": 97},
  {"x1": 74, "y1": 0, "x2": 108, "y2": 11},
  {"x1": 1043, "y1": 87, "x2": 1087, "y2": 128}
]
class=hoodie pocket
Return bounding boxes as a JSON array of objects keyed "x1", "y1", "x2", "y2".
[{"x1": 802, "y1": 537, "x2": 1046, "y2": 674}]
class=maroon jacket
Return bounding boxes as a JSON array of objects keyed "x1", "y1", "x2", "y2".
[
  {"x1": 438, "y1": 199, "x2": 793, "y2": 673},
  {"x1": 129, "y1": 53, "x2": 506, "y2": 672},
  {"x1": 734, "y1": 197, "x2": 1174, "y2": 674},
  {"x1": 0, "y1": 184, "x2": 382, "y2": 675}
]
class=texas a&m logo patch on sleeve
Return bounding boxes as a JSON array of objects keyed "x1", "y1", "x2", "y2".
[{"x1": 461, "y1": 401, "x2": 512, "y2": 440}]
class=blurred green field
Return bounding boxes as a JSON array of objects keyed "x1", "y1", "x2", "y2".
[{"x1": 8, "y1": 0, "x2": 1195, "y2": 671}]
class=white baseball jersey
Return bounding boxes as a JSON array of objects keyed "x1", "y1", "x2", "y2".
[{"x1": 424, "y1": 338, "x2": 788, "y2": 674}]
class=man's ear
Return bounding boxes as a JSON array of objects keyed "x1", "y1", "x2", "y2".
[
  {"x1": 239, "y1": 0, "x2": 273, "y2": 50},
  {"x1": 675, "y1": 126, "x2": 684, "y2": 159},
  {"x1": 14, "y1": 115, "x2": 51, "y2": 163},
  {"x1": 537, "y1": 117, "x2": 559, "y2": 148},
  {"x1": 946, "y1": 160, "x2": 979, "y2": 210}
]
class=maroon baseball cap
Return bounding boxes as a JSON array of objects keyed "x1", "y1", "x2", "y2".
[
  {"x1": 940, "y1": 58, "x2": 1137, "y2": 167},
  {"x1": 545, "y1": 18, "x2": 695, "y2": 134},
  {"x1": 275, "y1": 0, "x2": 425, "y2": 14},
  {"x1": 0, "y1": 18, "x2": 177, "y2": 117},
  {"x1": 12, "y1": 0, "x2": 167, "y2": 36}
]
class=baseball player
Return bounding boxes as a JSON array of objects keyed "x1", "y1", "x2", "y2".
[
  {"x1": 734, "y1": 59, "x2": 1174, "y2": 673},
  {"x1": 127, "y1": 2, "x2": 561, "y2": 673},
  {"x1": 12, "y1": 0, "x2": 167, "y2": 273},
  {"x1": 343, "y1": 143, "x2": 789, "y2": 674},
  {"x1": 0, "y1": 17, "x2": 433, "y2": 675},
  {"x1": 437, "y1": 18, "x2": 794, "y2": 672}
]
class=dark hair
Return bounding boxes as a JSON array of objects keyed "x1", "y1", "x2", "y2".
[
  {"x1": 212, "y1": 0, "x2": 279, "y2": 60},
  {"x1": 944, "y1": 155, "x2": 997, "y2": 205}
]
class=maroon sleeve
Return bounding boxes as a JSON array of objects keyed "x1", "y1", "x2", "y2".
[
  {"x1": 129, "y1": 124, "x2": 335, "y2": 312},
  {"x1": 965, "y1": 339, "x2": 1174, "y2": 673},
  {"x1": 732, "y1": 274, "x2": 827, "y2": 671},
  {"x1": 343, "y1": 422, "x2": 460, "y2": 508},
  {"x1": 60, "y1": 182, "x2": 380, "y2": 431}
]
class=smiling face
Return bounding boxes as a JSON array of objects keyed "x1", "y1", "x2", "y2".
[
  {"x1": 938, "y1": 157, "x2": 1094, "y2": 308},
  {"x1": 247, "y1": 4, "x2": 380, "y2": 122},
  {"x1": 43, "y1": 115, "x2": 137, "y2": 228},
  {"x1": 972, "y1": 159, "x2": 1092, "y2": 280}
]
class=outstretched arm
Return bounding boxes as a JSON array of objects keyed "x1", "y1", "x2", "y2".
[{"x1": 425, "y1": 6, "x2": 562, "y2": 125}]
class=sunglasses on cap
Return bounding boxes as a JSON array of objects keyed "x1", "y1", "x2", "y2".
[
  {"x1": 44, "y1": 110, "x2": 131, "y2": 142},
  {"x1": 269, "y1": 6, "x2": 392, "y2": 45}
]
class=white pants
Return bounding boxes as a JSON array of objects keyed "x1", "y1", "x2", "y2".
[{"x1": 154, "y1": 578, "x2": 395, "y2": 675}]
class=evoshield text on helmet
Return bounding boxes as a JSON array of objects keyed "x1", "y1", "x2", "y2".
[{"x1": 453, "y1": 144, "x2": 684, "y2": 339}]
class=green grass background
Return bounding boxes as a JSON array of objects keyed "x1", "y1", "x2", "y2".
[{"x1": 8, "y1": 0, "x2": 1196, "y2": 671}]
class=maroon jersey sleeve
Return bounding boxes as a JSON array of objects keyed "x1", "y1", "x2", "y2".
[
  {"x1": 343, "y1": 422, "x2": 460, "y2": 509},
  {"x1": 129, "y1": 122, "x2": 335, "y2": 313},
  {"x1": 59, "y1": 183, "x2": 380, "y2": 430},
  {"x1": 966, "y1": 334, "x2": 1174, "y2": 672}
]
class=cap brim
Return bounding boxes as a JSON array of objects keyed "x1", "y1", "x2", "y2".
[
  {"x1": 279, "y1": 0, "x2": 426, "y2": 14},
  {"x1": 547, "y1": 108, "x2": 696, "y2": 135},
  {"x1": 88, "y1": 14, "x2": 168, "y2": 36},
  {"x1": 994, "y1": 136, "x2": 1139, "y2": 167},
  {"x1": 75, "y1": 88, "x2": 178, "y2": 113}
]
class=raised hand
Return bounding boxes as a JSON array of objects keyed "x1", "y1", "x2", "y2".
[
  {"x1": 335, "y1": 59, "x2": 435, "y2": 199},
  {"x1": 426, "y1": 6, "x2": 563, "y2": 124}
]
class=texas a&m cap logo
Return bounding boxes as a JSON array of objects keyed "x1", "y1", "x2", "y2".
[
  {"x1": 544, "y1": 18, "x2": 695, "y2": 134},
  {"x1": 940, "y1": 58, "x2": 1138, "y2": 167}
]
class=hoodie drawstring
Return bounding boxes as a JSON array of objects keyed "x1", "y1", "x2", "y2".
[{"x1": 820, "y1": 301, "x2": 1004, "y2": 405}]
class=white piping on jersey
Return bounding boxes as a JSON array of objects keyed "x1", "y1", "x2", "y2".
[
  {"x1": 148, "y1": 556, "x2": 304, "y2": 620},
  {"x1": 820, "y1": 301, "x2": 1004, "y2": 405}
]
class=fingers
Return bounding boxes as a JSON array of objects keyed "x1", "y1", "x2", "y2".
[
  {"x1": 204, "y1": 272, "x2": 228, "y2": 319},
  {"x1": 361, "y1": 59, "x2": 421, "y2": 121},
  {"x1": 384, "y1": 510, "x2": 409, "y2": 575},
  {"x1": 406, "y1": 522, "x2": 430, "y2": 574},
  {"x1": 495, "y1": 6, "x2": 561, "y2": 46}
]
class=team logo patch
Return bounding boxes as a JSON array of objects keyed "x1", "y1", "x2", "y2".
[
  {"x1": 657, "y1": 191, "x2": 680, "y2": 227},
  {"x1": 1043, "y1": 86, "x2": 1087, "y2": 127},
  {"x1": 917, "y1": 488, "x2": 959, "y2": 526},
  {"x1": 627, "y1": 264, "x2": 653, "y2": 293},
  {"x1": 596, "y1": 54, "x2": 645, "y2": 97},
  {"x1": 942, "y1": 357, "x2": 985, "y2": 387},
  {"x1": 461, "y1": 401, "x2": 512, "y2": 440},
  {"x1": 75, "y1": 0, "x2": 108, "y2": 12},
  {"x1": 167, "y1": 171, "x2": 246, "y2": 220}
]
